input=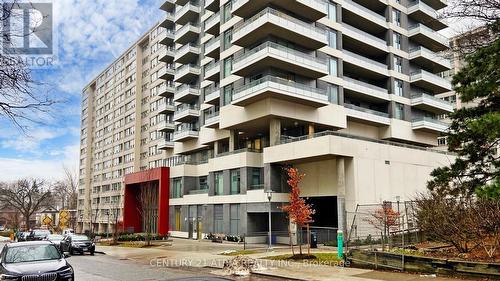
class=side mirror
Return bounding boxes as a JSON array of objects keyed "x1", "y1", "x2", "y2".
[{"x1": 63, "y1": 253, "x2": 69, "y2": 258}]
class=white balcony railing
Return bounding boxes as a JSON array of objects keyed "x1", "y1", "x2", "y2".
[{"x1": 343, "y1": 77, "x2": 390, "y2": 101}]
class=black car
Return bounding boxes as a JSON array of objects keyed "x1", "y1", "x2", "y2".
[
  {"x1": 60, "y1": 235, "x2": 95, "y2": 255},
  {"x1": 26, "y1": 229, "x2": 51, "y2": 241},
  {"x1": 46, "y1": 234, "x2": 64, "y2": 250},
  {"x1": 0, "y1": 241, "x2": 74, "y2": 280}
]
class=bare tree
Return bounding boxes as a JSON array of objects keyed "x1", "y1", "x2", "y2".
[
  {"x1": 1, "y1": 2, "x2": 57, "y2": 130},
  {"x1": 0, "y1": 179, "x2": 53, "y2": 229},
  {"x1": 52, "y1": 166, "x2": 78, "y2": 210},
  {"x1": 137, "y1": 181, "x2": 158, "y2": 246}
]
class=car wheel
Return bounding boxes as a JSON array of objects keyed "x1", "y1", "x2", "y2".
[{"x1": 90, "y1": 250, "x2": 95, "y2": 256}]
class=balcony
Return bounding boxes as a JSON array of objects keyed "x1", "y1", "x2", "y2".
[
  {"x1": 408, "y1": 0, "x2": 447, "y2": 30},
  {"x1": 174, "y1": 24, "x2": 200, "y2": 45},
  {"x1": 232, "y1": 75, "x2": 329, "y2": 107},
  {"x1": 158, "y1": 102, "x2": 175, "y2": 114},
  {"x1": 160, "y1": 12, "x2": 175, "y2": 28},
  {"x1": 232, "y1": 0, "x2": 326, "y2": 21},
  {"x1": 158, "y1": 139, "x2": 175, "y2": 150},
  {"x1": 343, "y1": 77, "x2": 390, "y2": 102},
  {"x1": 342, "y1": 0, "x2": 388, "y2": 31},
  {"x1": 342, "y1": 24, "x2": 388, "y2": 54},
  {"x1": 204, "y1": 0, "x2": 219, "y2": 12},
  {"x1": 344, "y1": 103, "x2": 390, "y2": 126},
  {"x1": 159, "y1": 29, "x2": 175, "y2": 45},
  {"x1": 409, "y1": 46, "x2": 451, "y2": 73},
  {"x1": 173, "y1": 128, "x2": 199, "y2": 141},
  {"x1": 174, "y1": 43, "x2": 200, "y2": 64},
  {"x1": 410, "y1": 69, "x2": 451, "y2": 94},
  {"x1": 408, "y1": 24, "x2": 449, "y2": 52},
  {"x1": 158, "y1": 65, "x2": 175, "y2": 80},
  {"x1": 233, "y1": 41, "x2": 328, "y2": 79},
  {"x1": 175, "y1": 2, "x2": 200, "y2": 25},
  {"x1": 157, "y1": 120, "x2": 175, "y2": 132},
  {"x1": 232, "y1": 7, "x2": 327, "y2": 49},
  {"x1": 412, "y1": 117, "x2": 448, "y2": 133},
  {"x1": 204, "y1": 111, "x2": 220, "y2": 128},
  {"x1": 343, "y1": 50, "x2": 389, "y2": 79},
  {"x1": 204, "y1": 12, "x2": 220, "y2": 35},
  {"x1": 174, "y1": 85, "x2": 199, "y2": 103},
  {"x1": 173, "y1": 105, "x2": 200, "y2": 122},
  {"x1": 174, "y1": 64, "x2": 200, "y2": 83},
  {"x1": 204, "y1": 87, "x2": 220, "y2": 105},
  {"x1": 204, "y1": 36, "x2": 220, "y2": 59},
  {"x1": 159, "y1": 83, "x2": 175, "y2": 97},
  {"x1": 158, "y1": 47, "x2": 175, "y2": 62},
  {"x1": 420, "y1": 0, "x2": 447, "y2": 10},
  {"x1": 411, "y1": 93, "x2": 453, "y2": 114},
  {"x1": 204, "y1": 60, "x2": 220, "y2": 82},
  {"x1": 175, "y1": 0, "x2": 190, "y2": 5},
  {"x1": 160, "y1": 0, "x2": 174, "y2": 11}
]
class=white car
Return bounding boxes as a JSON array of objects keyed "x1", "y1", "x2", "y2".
[
  {"x1": 62, "y1": 229, "x2": 74, "y2": 236},
  {"x1": 0, "y1": 236, "x2": 11, "y2": 242}
]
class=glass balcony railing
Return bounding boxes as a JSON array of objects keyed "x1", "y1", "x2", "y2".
[{"x1": 344, "y1": 103, "x2": 389, "y2": 118}]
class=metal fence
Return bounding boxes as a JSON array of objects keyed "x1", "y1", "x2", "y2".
[{"x1": 298, "y1": 226, "x2": 338, "y2": 245}]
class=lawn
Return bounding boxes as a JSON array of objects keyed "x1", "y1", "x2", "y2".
[{"x1": 264, "y1": 252, "x2": 343, "y2": 266}]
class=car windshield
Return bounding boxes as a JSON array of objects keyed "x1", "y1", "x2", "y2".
[
  {"x1": 4, "y1": 244, "x2": 61, "y2": 263},
  {"x1": 72, "y1": 235, "x2": 90, "y2": 241},
  {"x1": 47, "y1": 235, "x2": 63, "y2": 240},
  {"x1": 33, "y1": 230, "x2": 50, "y2": 237}
]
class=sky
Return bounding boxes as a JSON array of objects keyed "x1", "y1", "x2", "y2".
[
  {"x1": 0, "y1": 0, "x2": 163, "y2": 181},
  {"x1": 0, "y1": 0, "x2": 482, "y2": 182}
]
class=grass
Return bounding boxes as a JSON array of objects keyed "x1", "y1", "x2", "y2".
[
  {"x1": 98, "y1": 241, "x2": 160, "y2": 248},
  {"x1": 220, "y1": 249, "x2": 261, "y2": 256},
  {"x1": 264, "y1": 252, "x2": 342, "y2": 265}
]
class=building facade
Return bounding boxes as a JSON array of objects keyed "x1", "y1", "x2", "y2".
[{"x1": 78, "y1": 0, "x2": 455, "y2": 241}]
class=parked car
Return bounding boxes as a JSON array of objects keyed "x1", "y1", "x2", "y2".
[
  {"x1": 60, "y1": 234, "x2": 95, "y2": 255},
  {"x1": 0, "y1": 241, "x2": 74, "y2": 280},
  {"x1": 46, "y1": 234, "x2": 64, "y2": 249},
  {"x1": 16, "y1": 231, "x2": 30, "y2": 242},
  {"x1": 62, "y1": 229, "x2": 74, "y2": 236},
  {"x1": 26, "y1": 229, "x2": 51, "y2": 241}
]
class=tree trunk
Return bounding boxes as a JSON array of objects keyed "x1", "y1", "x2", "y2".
[
  {"x1": 298, "y1": 225, "x2": 303, "y2": 255},
  {"x1": 24, "y1": 214, "x2": 30, "y2": 230},
  {"x1": 307, "y1": 224, "x2": 310, "y2": 256},
  {"x1": 288, "y1": 223, "x2": 294, "y2": 255}
]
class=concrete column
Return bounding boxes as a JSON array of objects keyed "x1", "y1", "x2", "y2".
[
  {"x1": 336, "y1": 157, "x2": 347, "y2": 234},
  {"x1": 308, "y1": 124, "x2": 315, "y2": 138},
  {"x1": 269, "y1": 119, "x2": 281, "y2": 146},
  {"x1": 214, "y1": 141, "x2": 219, "y2": 156},
  {"x1": 229, "y1": 130, "x2": 237, "y2": 151}
]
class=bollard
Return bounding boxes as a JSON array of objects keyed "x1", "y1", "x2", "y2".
[{"x1": 337, "y1": 230, "x2": 343, "y2": 259}]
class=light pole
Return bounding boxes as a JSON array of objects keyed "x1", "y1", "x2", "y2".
[
  {"x1": 266, "y1": 190, "x2": 273, "y2": 251},
  {"x1": 106, "y1": 210, "x2": 110, "y2": 239}
]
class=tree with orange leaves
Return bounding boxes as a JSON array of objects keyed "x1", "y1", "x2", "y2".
[{"x1": 281, "y1": 167, "x2": 315, "y2": 256}]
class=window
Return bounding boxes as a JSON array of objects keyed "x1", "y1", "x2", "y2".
[
  {"x1": 223, "y1": 84, "x2": 233, "y2": 105},
  {"x1": 328, "y1": 57, "x2": 338, "y2": 76},
  {"x1": 394, "y1": 103, "x2": 404, "y2": 120},
  {"x1": 214, "y1": 204, "x2": 223, "y2": 233},
  {"x1": 172, "y1": 178, "x2": 182, "y2": 198},
  {"x1": 327, "y1": 84, "x2": 339, "y2": 104},
  {"x1": 222, "y1": 1, "x2": 232, "y2": 23},
  {"x1": 230, "y1": 204, "x2": 240, "y2": 235},
  {"x1": 394, "y1": 79, "x2": 403, "y2": 96},
  {"x1": 249, "y1": 168, "x2": 262, "y2": 189},
  {"x1": 214, "y1": 171, "x2": 223, "y2": 195},
  {"x1": 392, "y1": 9, "x2": 401, "y2": 27},
  {"x1": 394, "y1": 56, "x2": 403, "y2": 73},
  {"x1": 327, "y1": 29, "x2": 337, "y2": 49},
  {"x1": 223, "y1": 56, "x2": 233, "y2": 78},
  {"x1": 328, "y1": 2, "x2": 337, "y2": 22},
  {"x1": 393, "y1": 32, "x2": 402, "y2": 50},
  {"x1": 199, "y1": 176, "x2": 208, "y2": 190},
  {"x1": 230, "y1": 169, "x2": 240, "y2": 194},
  {"x1": 223, "y1": 29, "x2": 232, "y2": 51},
  {"x1": 437, "y1": 137, "x2": 447, "y2": 146}
]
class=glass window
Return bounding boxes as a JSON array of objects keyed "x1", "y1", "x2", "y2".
[
  {"x1": 392, "y1": 9, "x2": 401, "y2": 26},
  {"x1": 328, "y1": 2, "x2": 337, "y2": 22},
  {"x1": 328, "y1": 84, "x2": 339, "y2": 104},
  {"x1": 214, "y1": 171, "x2": 223, "y2": 195},
  {"x1": 222, "y1": 2, "x2": 232, "y2": 23},
  {"x1": 199, "y1": 176, "x2": 208, "y2": 190},
  {"x1": 328, "y1": 57, "x2": 338, "y2": 76},
  {"x1": 214, "y1": 204, "x2": 223, "y2": 233},
  {"x1": 223, "y1": 56, "x2": 233, "y2": 78},
  {"x1": 172, "y1": 178, "x2": 182, "y2": 198},
  {"x1": 328, "y1": 29, "x2": 337, "y2": 49},
  {"x1": 393, "y1": 32, "x2": 402, "y2": 50},
  {"x1": 250, "y1": 168, "x2": 262, "y2": 189},
  {"x1": 394, "y1": 56, "x2": 403, "y2": 73},
  {"x1": 223, "y1": 29, "x2": 232, "y2": 51},
  {"x1": 395, "y1": 103, "x2": 405, "y2": 120},
  {"x1": 394, "y1": 79, "x2": 403, "y2": 96},
  {"x1": 230, "y1": 204, "x2": 240, "y2": 235},
  {"x1": 223, "y1": 84, "x2": 233, "y2": 106},
  {"x1": 230, "y1": 169, "x2": 240, "y2": 194}
]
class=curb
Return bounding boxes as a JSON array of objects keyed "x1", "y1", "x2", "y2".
[
  {"x1": 95, "y1": 251, "x2": 106, "y2": 255},
  {"x1": 251, "y1": 271, "x2": 307, "y2": 281}
]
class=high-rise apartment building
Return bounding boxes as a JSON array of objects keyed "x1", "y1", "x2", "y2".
[{"x1": 78, "y1": 0, "x2": 455, "y2": 241}]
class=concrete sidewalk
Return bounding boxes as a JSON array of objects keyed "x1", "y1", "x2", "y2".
[{"x1": 96, "y1": 238, "x2": 457, "y2": 281}]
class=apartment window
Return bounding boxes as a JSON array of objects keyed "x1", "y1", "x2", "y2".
[
  {"x1": 172, "y1": 178, "x2": 182, "y2": 198},
  {"x1": 214, "y1": 171, "x2": 223, "y2": 195},
  {"x1": 223, "y1": 29, "x2": 232, "y2": 51},
  {"x1": 437, "y1": 137, "x2": 447, "y2": 146},
  {"x1": 327, "y1": 29, "x2": 337, "y2": 49},
  {"x1": 328, "y1": 2, "x2": 337, "y2": 22},
  {"x1": 394, "y1": 79, "x2": 403, "y2": 96},
  {"x1": 230, "y1": 169, "x2": 240, "y2": 194},
  {"x1": 394, "y1": 56, "x2": 403, "y2": 73},
  {"x1": 214, "y1": 204, "x2": 223, "y2": 233},
  {"x1": 250, "y1": 168, "x2": 262, "y2": 189},
  {"x1": 199, "y1": 176, "x2": 208, "y2": 190},
  {"x1": 392, "y1": 9, "x2": 401, "y2": 27},
  {"x1": 394, "y1": 103, "x2": 405, "y2": 120},
  {"x1": 222, "y1": 1, "x2": 232, "y2": 23},
  {"x1": 230, "y1": 204, "x2": 240, "y2": 235},
  {"x1": 393, "y1": 32, "x2": 402, "y2": 50},
  {"x1": 327, "y1": 84, "x2": 339, "y2": 104},
  {"x1": 328, "y1": 57, "x2": 338, "y2": 76},
  {"x1": 223, "y1": 56, "x2": 233, "y2": 78},
  {"x1": 223, "y1": 84, "x2": 233, "y2": 106}
]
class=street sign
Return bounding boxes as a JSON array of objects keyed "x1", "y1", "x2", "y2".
[
  {"x1": 42, "y1": 215, "x2": 53, "y2": 225},
  {"x1": 59, "y1": 210, "x2": 70, "y2": 229}
]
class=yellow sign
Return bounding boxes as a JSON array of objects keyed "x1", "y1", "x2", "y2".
[
  {"x1": 59, "y1": 210, "x2": 70, "y2": 229},
  {"x1": 42, "y1": 215, "x2": 53, "y2": 225}
]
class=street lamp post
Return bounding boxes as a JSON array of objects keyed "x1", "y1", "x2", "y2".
[
  {"x1": 106, "y1": 210, "x2": 110, "y2": 239},
  {"x1": 266, "y1": 190, "x2": 273, "y2": 251}
]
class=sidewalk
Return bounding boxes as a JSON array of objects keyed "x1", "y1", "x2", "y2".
[{"x1": 97, "y1": 238, "x2": 457, "y2": 281}]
